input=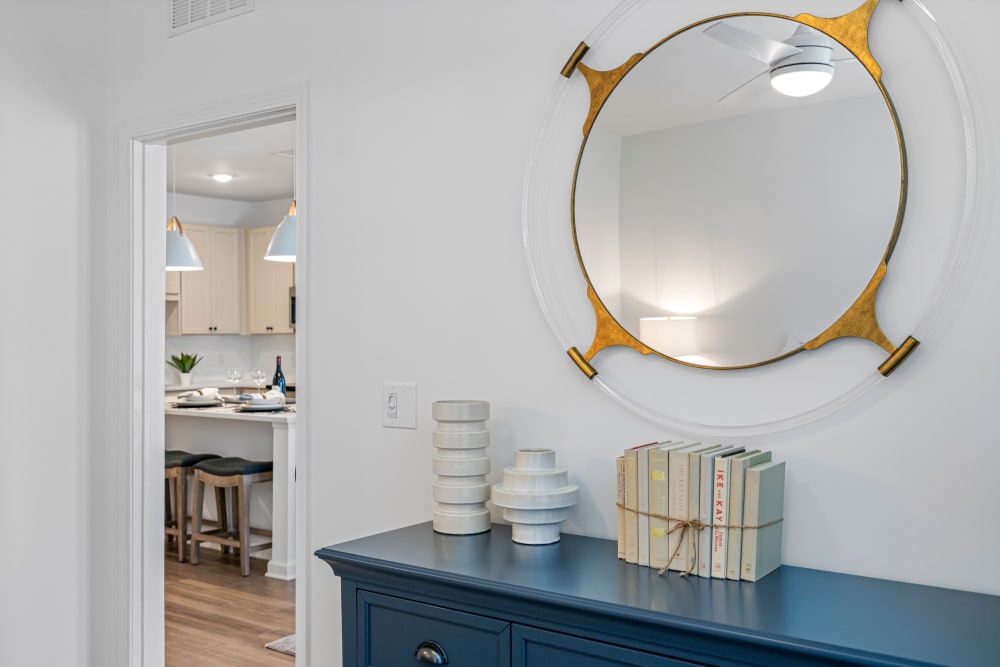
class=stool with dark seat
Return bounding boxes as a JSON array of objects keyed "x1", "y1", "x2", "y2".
[
  {"x1": 164, "y1": 450, "x2": 221, "y2": 562},
  {"x1": 190, "y1": 456, "x2": 274, "y2": 576}
]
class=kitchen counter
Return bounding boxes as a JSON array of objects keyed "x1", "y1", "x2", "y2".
[
  {"x1": 166, "y1": 402, "x2": 297, "y2": 580},
  {"x1": 164, "y1": 402, "x2": 295, "y2": 423}
]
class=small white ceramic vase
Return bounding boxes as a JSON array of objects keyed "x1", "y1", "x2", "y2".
[
  {"x1": 431, "y1": 400, "x2": 491, "y2": 535},
  {"x1": 178, "y1": 372, "x2": 193, "y2": 386},
  {"x1": 492, "y1": 448, "x2": 578, "y2": 545}
]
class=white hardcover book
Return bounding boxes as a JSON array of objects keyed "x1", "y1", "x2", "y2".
[
  {"x1": 616, "y1": 455, "x2": 626, "y2": 560},
  {"x1": 726, "y1": 450, "x2": 771, "y2": 579},
  {"x1": 649, "y1": 441, "x2": 690, "y2": 570},
  {"x1": 637, "y1": 441, "x2": 667, "y2": 567},
  {"x1": 624, "y1": 442, "x2": 656, "y2": 564},
  {"x1": 698, "y1": 446, "x2": 744, "y2": 578},
  {"x1": 667, "y1": 443, "x2": 713, "y2": 572},
  {"x1": 710, "y1": 453, "x2": 733, "y2": 579},
  {"x1": 686, "y1": 445, "x2": 720, "y2": 576},
  {"x1": 741, "y1": 460, "x2": 786, "y2": 582}
]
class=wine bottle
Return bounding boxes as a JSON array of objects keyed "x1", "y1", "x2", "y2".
[{"x1": 272, "y1": 355, "x2": 286, "y2": 395}]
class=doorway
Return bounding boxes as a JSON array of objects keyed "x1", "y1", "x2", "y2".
[{"x1": 126, "y1": 87, "x2": 309, "y2": 666}]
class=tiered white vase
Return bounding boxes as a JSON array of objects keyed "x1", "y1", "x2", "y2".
[
  {"x1": 431, "y1": 400, "x2": 492, "y2": 535},
  {"x1": 492, "y1": 448, "x2": 578, "y2": 545}
]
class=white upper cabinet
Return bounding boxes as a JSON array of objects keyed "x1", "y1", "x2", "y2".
[
  {"x1": 179, "y1": 225, "x2": 242, "y2": 335},
  {"x1": 245, "y1": 225, "x2": 294, "y2": 335}
]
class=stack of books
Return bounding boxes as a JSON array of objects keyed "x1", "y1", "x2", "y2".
[{"x1": 616, "y1": 440, "x2": 785, "y2": 581}]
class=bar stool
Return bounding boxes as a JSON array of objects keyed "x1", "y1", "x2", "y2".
[
  {"x1": 190, "y1": 457, "x2": 274, "y2": 576},
  {"x1": 164, "y1": 450, "x2": 220, "y2": 562}
]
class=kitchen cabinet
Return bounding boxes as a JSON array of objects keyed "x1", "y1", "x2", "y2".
[
  {"x1": 245, "y1": 225, "x2": 294, "y2": 334},
  {"x1": 179, "y1": 224, "x2": 241, "y2": 335},
  {"x1": 316, "y1": 522, "x2": 1000, "y2": 667},
  {"x1": 165, "y1": 270, "x2": 180, "y2": 301}
]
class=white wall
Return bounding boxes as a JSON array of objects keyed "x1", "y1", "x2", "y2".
[
  {"x1": 0, "y1": 2, "x2": 108, "y2": 666},
  {"x1": 0, "y1": 1, "x2": 984, "y2": 666}
]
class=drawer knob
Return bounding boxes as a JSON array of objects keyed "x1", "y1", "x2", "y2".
[{"x1": 414, "y1": 640, "x2": 448, "y2": 664}]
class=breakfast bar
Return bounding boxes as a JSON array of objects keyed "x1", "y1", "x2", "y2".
[{"x1": 165, "y1": 403, "x2": 297, "y2": 580}]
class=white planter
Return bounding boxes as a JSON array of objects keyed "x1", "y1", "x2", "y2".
[
  {"x1": 431, "y1": 400, "x2": 491, "y2": 535},
  {"x1": 178, "y1": 372, "x2": 193, "y2": 386},
  {"x1": 492, "y1": 448, "x2": 578, "y2": 545}
]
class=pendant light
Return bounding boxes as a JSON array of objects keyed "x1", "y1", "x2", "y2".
[
  {"x1": 264, "y1": 150, "x2": 296, "y2": 262},
  {"x1": 165, "y1": 154, "x2": 203, "y2": 271},
  {"x1": 264, "y1": 200, "x2": 296, "y2": 262}
]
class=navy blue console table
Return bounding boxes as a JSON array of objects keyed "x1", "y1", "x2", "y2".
[{"x1": 316, "y1": 522, "x2": 1000, "y2": 666}]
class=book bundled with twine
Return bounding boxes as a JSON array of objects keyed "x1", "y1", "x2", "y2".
[{"x1": 616, "y1": 442, "x2": 786, "y2": 582}]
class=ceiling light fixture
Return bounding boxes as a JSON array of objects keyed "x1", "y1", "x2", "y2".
[
  {"x1": 211, "y1": 173, "x2": 234, "y2": 183},
  {"x1": 166, "y1": 156, "x2": 203, "y2": 271},
  {"x1": 770, "y1": 28, "x2": 834, "y2": 97}
]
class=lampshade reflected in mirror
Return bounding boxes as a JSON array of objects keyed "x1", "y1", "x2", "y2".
[
  {"x1": 264, "y1": 200, "x2": 296, "y2": 262},
  {"x1": 639, "y1": 316, "x2": 699, "y2": 358},
  {"x1": 165, "y1": 216, "x2": 203, "y2": 271}
]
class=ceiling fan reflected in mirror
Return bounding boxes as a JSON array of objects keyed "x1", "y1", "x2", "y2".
[{"x1": 705, "y1": 21, "x2": 857, "y2": 103}]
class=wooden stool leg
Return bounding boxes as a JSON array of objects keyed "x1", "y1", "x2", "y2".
[
  {"x1": 215, "y1": 486, "x2": 229, "y2": 553},
  {"x1": 190, "y1": 474, "x2": 205, "y2": 565},
  {"x1": 176, "y1": 471, "x2": 188, "y2": 562},
  {"x1": 239, "y1": 476, "x2": 251, "y2": 576}
]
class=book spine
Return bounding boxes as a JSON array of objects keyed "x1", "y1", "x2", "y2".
[
  {"x1": 637, "y1": 446, "x2": 652, "y2": 566},
  {"x1": 667, "y1": 450, "x2": 689, "y2": 571},
  {"x1": 648, "y1": 447, "x2": 670, "y2": 570},
  {"x1": 684, "y1": 451, "x2": 703, "y2": 575},
  {"x1": 726, "y1": 452, "x2": 769, "y2": 579},
  {"x1": 616, "y1": 456, "x2": 625, "y2": 560},
  {"x1": 623, "y1": 449, "x2": 639, "y2": 564},
  {"x1": 697, "y1": 451, "x2": 715, "y2": 578},
  {"x1": 710, "y1": 456, "x2": 730, "y2": 579},
  {"x1": 740, "y1": 461, "x2": 785, "y2": 582}
]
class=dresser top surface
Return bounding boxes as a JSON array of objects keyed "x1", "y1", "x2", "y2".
[{"x1": 317, "y1": 522, "x2": 1000, "y2": 667}]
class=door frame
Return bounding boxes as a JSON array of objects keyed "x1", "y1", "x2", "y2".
[{"x1": 119, "y1": 85, "x2": 310, "y2": 665}]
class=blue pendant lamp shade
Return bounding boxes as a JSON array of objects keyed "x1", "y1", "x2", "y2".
[
  {"x1": 264, "y1": 200, "x2": 296, "y2": 262},
  {"x1": 165, "y1": 216, "x2": 203, "y2": 271}
]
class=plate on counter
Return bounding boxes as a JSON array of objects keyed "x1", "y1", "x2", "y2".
[
  {"x1": 236, "y1": 403, "x2": 288, "y2": 412},
  {"x1": 175, "y1": 398, "x2": 222, "y2": 408}
]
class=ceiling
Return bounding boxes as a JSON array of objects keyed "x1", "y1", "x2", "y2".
[
  {"x1": 166, "y1": 119, "x2": 295, "y2": 202},
  {"x1": 596, "y1": 16, "x2": 874, "y2": 137}
]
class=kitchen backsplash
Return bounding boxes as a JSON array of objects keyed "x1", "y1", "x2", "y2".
[{"x1": 166, "y1": 334, "x2": 295, "y2": 385}]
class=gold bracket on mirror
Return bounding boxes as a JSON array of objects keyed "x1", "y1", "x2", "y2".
[
  {"x1": 802, "y1": 262, "x2": 919, "y2": 376},
  {"x1": 564, "y1": 0, "x2": 916, "y2": 380},
  {"x1": 794, "y1": 0, "x2": 885, "y2": 82}
]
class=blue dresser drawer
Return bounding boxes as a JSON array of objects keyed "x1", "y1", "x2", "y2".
[
  {"x1": 359, "y1": 589, "x2": 510, "y2": 666},
  {"x1": 513, "y1": 625, "x2": 703, "y2": 667}
]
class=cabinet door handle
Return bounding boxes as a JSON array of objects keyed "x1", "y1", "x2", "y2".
[{"x1": 414, "y1": 640, "x2": 448, "y2": 664}]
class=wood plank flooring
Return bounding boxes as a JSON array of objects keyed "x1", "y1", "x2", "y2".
[{"x1": 165, "y1": 547, "x2": 295, "y2": 666}]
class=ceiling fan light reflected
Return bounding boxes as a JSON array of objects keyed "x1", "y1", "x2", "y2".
[{"x1": 770, "y1": 62, "x2": 833, "y2": 97}]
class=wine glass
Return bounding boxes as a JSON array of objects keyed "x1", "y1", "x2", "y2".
[
  {"x1": 225, "y1": 368, "x2": 242, "y2": 397},
  {"x1": 251, "y1": 369, "x2": 268, "y2": 396}
]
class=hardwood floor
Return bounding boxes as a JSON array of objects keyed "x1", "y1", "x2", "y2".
[{"x1": 165, "y1": 546, "x2": 295, "y2": 666}]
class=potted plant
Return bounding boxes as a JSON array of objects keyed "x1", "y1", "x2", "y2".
[{"x1": 167, "y1": 352, "x2": 203, "y2": 386}]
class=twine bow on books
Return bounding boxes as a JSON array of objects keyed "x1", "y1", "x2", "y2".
[{"x1": 617, "y1": 503, "x2": 784, "y2": 577}]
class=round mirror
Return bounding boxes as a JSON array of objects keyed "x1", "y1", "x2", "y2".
[{"x1": 573, "y1": 14, "x2": 904, "y2": 368}]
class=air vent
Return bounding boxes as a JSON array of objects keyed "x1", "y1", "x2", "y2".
[{"x1": 169, "y1": 0, "x2": 254, "y2": 37}]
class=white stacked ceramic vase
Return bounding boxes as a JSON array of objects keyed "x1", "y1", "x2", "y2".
[
  {"x1": 492, "y1": 448, "x2": 578, "y2": 545},
  {"x1": 431, "y1": 400, "x2": 492, "y2": 535}
]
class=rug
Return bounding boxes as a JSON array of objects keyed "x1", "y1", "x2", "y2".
[{"x1": 265, "y1": 634, "x2": 296, "y2": 656}]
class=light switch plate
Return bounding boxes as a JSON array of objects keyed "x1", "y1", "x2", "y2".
[{"x1": 382, "y1": 381, "x2": 416, "y2": 429}]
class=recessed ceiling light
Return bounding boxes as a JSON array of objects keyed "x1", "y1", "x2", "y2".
[{"x1": 211, "y1": 173, "x2": 234, "y2": 183}]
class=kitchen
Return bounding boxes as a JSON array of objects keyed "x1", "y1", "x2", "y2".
[{"x1": 162, "y1": 118, "x2": 299, "y2": 661}]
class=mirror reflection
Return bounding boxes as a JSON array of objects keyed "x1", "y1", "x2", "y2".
[{"x1": 574, "y1": 15, "x2": 903, "y2": 368}]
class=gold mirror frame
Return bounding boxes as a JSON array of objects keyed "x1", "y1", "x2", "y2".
[{"x1": 564, "y1": 0, "x2": 918, "y2": 380}]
